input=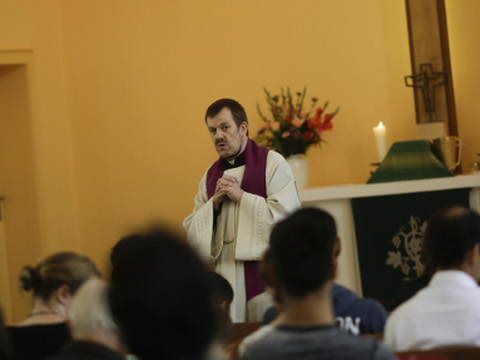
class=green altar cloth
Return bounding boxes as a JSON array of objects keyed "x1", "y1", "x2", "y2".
[
  {"x1": 367, "y1": 140, "x2": 453, "y2": 184},
  {"x1": 352, "y1": 188, "x2": 470, "y2": 311}
]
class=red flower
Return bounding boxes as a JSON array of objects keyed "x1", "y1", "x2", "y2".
[
  {"x1": 301, "y1": 131, "x2": 313, "y2": 140},
  {"x1": 285, "y1": 115, "x2": 292, "y2": 122},
  {"x1": 307, "y1": 116, "x2": 322, "y2": 129},
  {"x1": 322, "y1": 122, "x2": 333, "y2": 130}
]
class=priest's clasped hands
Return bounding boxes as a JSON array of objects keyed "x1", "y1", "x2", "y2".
[{"x1": 212, "y1": 174, "x2": 244, "y2": 210}]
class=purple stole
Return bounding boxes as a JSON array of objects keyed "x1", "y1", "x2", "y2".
[{"x1": 206, "y1": 139, "x2": 269, "y2": 302}]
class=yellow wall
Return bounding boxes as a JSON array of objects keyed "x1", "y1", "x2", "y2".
[
  {"x1": 58, "y1": 0, "x2": 415, "y2": 273},
  {"x1": 2, "y1": 0, "x2": 477, "y2": 323},
  {"x1": 0, "y1": 2, "x2": 81, "y2": 254},
  {"x1": 0, "y1": 1, "x2": 80, "y2": 322},
  {"x1": 0, "y1": 62, "x2": 43, "y2": 324},
  {"x1": 446, "y1": 0, "x2": 480, "y2": 171}
]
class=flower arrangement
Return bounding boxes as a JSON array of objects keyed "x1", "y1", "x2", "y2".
[{"x1": 255, "y1": 87, "x2": 339, "y2": 158}]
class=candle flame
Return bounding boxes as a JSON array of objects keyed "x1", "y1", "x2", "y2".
[{"x1": 377, "y1": 121, "x2": 384, "y2": 130}]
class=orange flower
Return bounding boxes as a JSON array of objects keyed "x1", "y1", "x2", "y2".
[
  {"x1": 271, "y1": 121, "x2": 280, "y2": 131},
  {"x1": 281, "y1": 131, "x2": 291, "y2": 138},
  {"x1": 292, "y1": 118, "x2": 304, "y2": 127}
]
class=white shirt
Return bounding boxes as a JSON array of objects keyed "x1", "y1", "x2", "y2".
[
  {"x1": 384, "y1": 270, "x2": 480, "y2": 351},
  {"x1": 247, "y1": 291, "x2": 274, "y2": 322},
  {"x1": 183, "y1": 150, "x2": 300, "y2": 322}
]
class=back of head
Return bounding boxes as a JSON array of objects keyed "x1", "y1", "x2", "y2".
[
  {"x1": 206, "y1": 271, "x2": 234, "y2": 310},
  {"x1": 270, "y1": 207, "x2": 337, "y2": 298},
  {"x1": 18, "y1": 252, "x2": 100, "y2": 300},
  {"x1": 69, "y1": 278, "x2": 119, "y2": 341},
  {"x1": 109, "y1": 229, "x2": 216, "y2": 360},
  {"x1": 205, "y1": 272, "x2": 233, "y2": 350},
  {"x1": 423, "y1": 206, "x2": 480, "y2": 270},
  {"x1": 205, "y1": 98, "x2": 248, "y2": 130}
]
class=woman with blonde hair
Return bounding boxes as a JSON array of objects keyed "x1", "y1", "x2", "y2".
[{"x1": 7, "y1": 251, "x2": 100, "y2": 360}]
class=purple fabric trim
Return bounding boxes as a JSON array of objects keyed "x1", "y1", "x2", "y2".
[
  {"x1": 206, "y1": 139, "x2": 269, "y2": 198},
  {"x1": 244, "y1": 261, "x2": 264, "y2": 302},
  {"x1": 206, "y1": 159, "x2": 224, "y2": 199},
  {"x1": 206, "y1": 139, "x2": 270, "y2": 302}
]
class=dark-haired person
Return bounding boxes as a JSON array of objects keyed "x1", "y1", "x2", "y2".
[
  {"x1": 183, "y1": 98, "x2": 301, "y2": 321},
  {"x1": 206, "y1": 271, "x2": 234, "y2": 317},
  {"x1": 239, "y1": 208, "x2": 395, "y2": 360},
  {"x1": 385, "y1": 206, "x2": 480, "y2": 351},
  {"x1": 205, "y1": 271, "x2": 234, "y2": 360},
  {"x1": 7, "y1": 252, "x2": 100, "y2": 360},
  {"x1": 260, "y1": 248, "x2": 388, "y2": 334},
  {"x1": 108, "y1": 229, "x2": 218, "y2": 360},
  {"x1": 261, "y1": 283, "x2": 388, "y2": 335}
]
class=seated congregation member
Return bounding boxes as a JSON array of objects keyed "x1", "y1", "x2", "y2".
[
  {"x1": 7, "y1": 252, "x2": 100, "y2": 360},
  {"x1": 262, "y1": 283, "x2": 388, "y2": 335},
  {"x1": 46, "y1": 278, "x2": 126, "y2": 360},
  {"x1": 246, "y1": 292, "x2": 274, "y2": 322},
  {"x1": 260, "y1": 245, "x2": 387, "y2": 335},
  {"x1": 206, "y1": 271, "x2": 234, "y2": 360},
  {"x1": 385, "y1": 206, "x2": 480, "y2": 351},
  {"x1": 108, "y1": 229, "x2": 218, "y2": 360},
  {"x1": 207, "y1": 271, "x2": 234, "y2": 318},
  {"x1": 239, "y1": 208, "x2": 395, "y2": 360}
]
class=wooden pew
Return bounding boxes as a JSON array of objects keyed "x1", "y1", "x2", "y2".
[
  {"x1": 396, "y1": 346, "x2": 480, "y2": 360},
  {"x1": 229, "y1": 322, "x2": 262, "y2": 360}
]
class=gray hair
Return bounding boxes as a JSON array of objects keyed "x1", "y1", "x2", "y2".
[{"x1": 69, "y1": 278, "x2": 118, "y2": 339}]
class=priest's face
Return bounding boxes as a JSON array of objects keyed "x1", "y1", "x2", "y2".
[{"x1": 206, "y1": 107, "x2": 248, "y2": 159}]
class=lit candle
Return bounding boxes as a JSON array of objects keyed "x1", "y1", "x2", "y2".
[{"x1": 373, "y1": 121, "x2": 388, "y2": 162}]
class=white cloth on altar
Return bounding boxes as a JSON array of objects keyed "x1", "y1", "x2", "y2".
[{"x1": 183, "y1": 150, "x2": 300, "y2": 322}]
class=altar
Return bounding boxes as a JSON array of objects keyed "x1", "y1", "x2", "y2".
[{"x1": 299, "y1": 174, "x2": 480, "y2": 309}]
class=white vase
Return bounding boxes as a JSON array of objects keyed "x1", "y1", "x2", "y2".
[{"x1": 286, "y1": 154, "x2": 309, "y2": 190}]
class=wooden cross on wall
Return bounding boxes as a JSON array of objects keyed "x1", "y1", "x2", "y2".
[
  {"x1": 405, "y1": 0, "x2": 458, "y2": 136},
  {"x1": 405, "y1": 63, "x2": 447, "y2": 122}
]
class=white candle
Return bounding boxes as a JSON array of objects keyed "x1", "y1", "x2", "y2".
[{"x1": 373, "y1": 121, "x2": 388, "y2": 162}]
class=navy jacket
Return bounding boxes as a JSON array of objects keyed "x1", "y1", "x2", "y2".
[{"x1": 263, "y1": 284, "x2": 387, "y2": 335}]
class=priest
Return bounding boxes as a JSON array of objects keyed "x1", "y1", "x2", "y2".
[{"x1": 183, "y1": 98, "x2": 301, "y2": 322}]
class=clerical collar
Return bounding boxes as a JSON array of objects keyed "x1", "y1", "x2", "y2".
[{"x1": 222, "y1": 151, "x2": 246, "y2": 169}]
